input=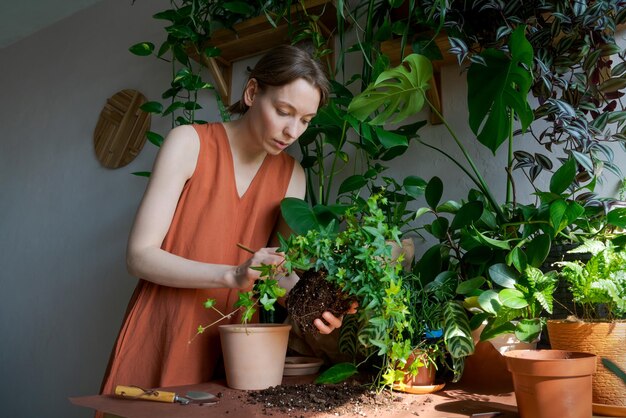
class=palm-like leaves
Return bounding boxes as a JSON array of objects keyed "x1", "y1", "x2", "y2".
[{"x1": 348, "y1": 54, "x2": 433, "y2": 125}]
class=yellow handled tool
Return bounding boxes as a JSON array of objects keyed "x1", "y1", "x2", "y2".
[{"x1": 114, "y1": 385, "x2": 186, "y2": 404}]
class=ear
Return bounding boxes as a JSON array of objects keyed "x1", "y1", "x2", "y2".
[{"x1": 243, "y1": 78, "x2": 259, "y2": 107}]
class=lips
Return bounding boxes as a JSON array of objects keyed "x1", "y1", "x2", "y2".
[{"x1": 273, "y1": 139, "x2": 289, "y2": 150}]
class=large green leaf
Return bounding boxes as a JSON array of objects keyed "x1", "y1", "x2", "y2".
[
  {"x1": 514, "y1": 319, "x2": 542, "y2": 343},
  {"x1": 280, "y1": 198, "x2": 318, "y2": 234},
  {"x1": 467, "y1": 25, "x2": 533, "y2": 154},
  {"x1": 550, "y1": 157, "x2": 576, "y2": 194},
  {"x1": 315, "y1": 362, "x2": 358, "y2": 384},
  {"x1": 450, "y1": 201, "x2": 483, "y2": 231},
  {"x1": 348, "y1": 54, "x2": 432, "y2": 125},
  {"x1": 499, "y1": 288, "x2": 528, "y2": 309},
  {"x1": 526, "y1": 234, "x2": 551, "y2": 267},
  {"x1": 488, "y1": 263, "x2": 519, "y2": 288},
  {"x1": 425, "y1": 176, "x2": 443, "y2": 209}
]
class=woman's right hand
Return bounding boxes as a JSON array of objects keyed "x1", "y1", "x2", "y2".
[{"x1": 230, "y1": 247, "x2": 285, "y2": 288}]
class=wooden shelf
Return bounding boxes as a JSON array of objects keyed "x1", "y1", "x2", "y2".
[
  {"x1": 188, "y1": 0, "x2": 337, "y2": 105},
  {"x1": 381, "y1": 32, "x2": 456, "y2": 125}
]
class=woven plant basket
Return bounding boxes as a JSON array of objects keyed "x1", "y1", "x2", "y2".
[{"x1": 547, "y1": 320, "x2": 626, "y2": 407}]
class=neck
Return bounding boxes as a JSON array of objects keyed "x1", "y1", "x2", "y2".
[{"x1": 224, "y1": 117, "x2": 266, "y2": 163}]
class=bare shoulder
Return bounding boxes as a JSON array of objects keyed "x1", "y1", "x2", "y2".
[
  {"x1": 285, "y1": 159, "x2": 306, "y2": 199},
  {"x1": 153, "y1": 125, "x2": 200, "y2": 180}
]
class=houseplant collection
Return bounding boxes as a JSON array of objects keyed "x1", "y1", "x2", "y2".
[{"x1": 127, "y1": 0, "x2": 626, "y2": 399}]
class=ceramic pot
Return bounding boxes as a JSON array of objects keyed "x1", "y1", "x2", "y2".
[
  {"x1": 547, "y1": 319, "x2": 626, "y2": 407},
  {"x1": 403, "y1": 350, "x2": 436, "y2": 387},
  {"x1": 471, "y1": 321, "x2": 538, "y2": 354},
  {"x1": 219, "y1": 323, "x2": 291, "y2": 390},
  {"x1": 504, "y1": 349, "x2": 597, "y2": 418}
]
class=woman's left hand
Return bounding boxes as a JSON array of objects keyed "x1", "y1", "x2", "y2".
[{"x1": 313, "y1": 302, "x2": 359, "y2": 334}]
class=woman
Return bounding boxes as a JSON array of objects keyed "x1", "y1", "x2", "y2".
[{"x1": 99, "y1": 45, "x2": 345, "y2": 395}]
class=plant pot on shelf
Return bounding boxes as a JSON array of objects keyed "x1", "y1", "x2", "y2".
[
  {"x1": 219, "y1": 323, "x2": 291, "y2": 390},
  {"x1": 504, "y1": 349, "x2": 597, "y2": 418},
  {"x1": 547, "y1": 319, "x2": 626, "y2": 408}
]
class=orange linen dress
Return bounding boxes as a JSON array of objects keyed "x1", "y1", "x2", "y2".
[{"x1": 100, "y1": 123, "x2": 295, "y2": 394}]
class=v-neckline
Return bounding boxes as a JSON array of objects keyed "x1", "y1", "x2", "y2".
[{"x1": 218, "y1": 123, "x2": 269, "y2": 201}]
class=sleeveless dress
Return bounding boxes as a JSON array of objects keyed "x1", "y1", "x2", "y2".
[{"x1": 99, "y1": 123, "x2": 295, "y2": 394}]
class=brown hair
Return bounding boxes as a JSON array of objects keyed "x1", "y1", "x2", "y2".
[{"x1": 228, "y1": 45, "x2": 330, "y2": 114}]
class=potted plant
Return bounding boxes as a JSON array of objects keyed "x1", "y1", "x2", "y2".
[
  {"x1": 193, "y1": 265, "x2": 292, "y2": 390},
  {"x1": 547, "y1": 236, "x2": 626, "y2": 409}
]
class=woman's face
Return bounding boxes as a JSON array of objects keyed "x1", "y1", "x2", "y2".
[{"x1": 244, "y1": 78, "x2": 321, "y2": 155}]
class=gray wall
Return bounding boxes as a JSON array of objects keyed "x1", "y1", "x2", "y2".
[{"x1": 1, "y1": 2, "x2": 624, "y2": 418}]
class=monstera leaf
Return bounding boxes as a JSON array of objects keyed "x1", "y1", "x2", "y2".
[
  {"x1": 467, "y1": 25, "x2": 534, "y2": 154},
  {"x1": 348, "y1": 54, "x2": 432, "y2": 125}
]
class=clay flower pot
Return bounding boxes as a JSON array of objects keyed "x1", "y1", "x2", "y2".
[
  {"x1": 504, "y1": 349, "x2": 597, "y2": 418},
  {"x1": 219, "y1": 323, "x2": 291, "y2": 390},
  {"x1": 547, "y1": 319, "x2": 626, "y2": 407}
]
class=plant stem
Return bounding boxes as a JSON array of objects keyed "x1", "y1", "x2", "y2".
[{"x1": 426, "y1": 96, "x2": 506, "y2": 222}]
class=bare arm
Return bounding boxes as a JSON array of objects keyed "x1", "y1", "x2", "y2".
[{"x1": 126, "y1": 125, "x2": 283, "y2": 289}]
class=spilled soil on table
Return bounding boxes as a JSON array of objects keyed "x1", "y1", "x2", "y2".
[{"x1": 245, "y1": 380, "x2": 424, "y2": 417}]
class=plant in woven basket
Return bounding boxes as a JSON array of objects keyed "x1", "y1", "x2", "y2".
[{"x1": 555, "y1": 236, "x2": 626, "y2": 321}]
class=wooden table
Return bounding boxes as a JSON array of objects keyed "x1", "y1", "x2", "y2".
[{"x1": 70, "y1": 377, "x2": 522, "y2": 418}]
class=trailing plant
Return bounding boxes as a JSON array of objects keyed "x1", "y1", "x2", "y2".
[
  {"x1": 420, "y1": 0, "x2": 626, "y2": 188},
  {"x1": 190, "y1": 263, "x2": 286, "y2": 342},
  {"x1": 556, "y1": 237, "x2": 626, "y2": 320},
  {"x1": 280, "y1": 193, "x2": 414, "y2": 388}
]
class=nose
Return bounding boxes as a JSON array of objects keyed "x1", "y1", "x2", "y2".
[{"x1": 283, "y1": 118, "x2": 303, "y2": 141}]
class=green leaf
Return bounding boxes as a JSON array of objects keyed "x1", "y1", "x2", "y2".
[
  {"x1": 550, "y1": 158, "x2": 576, "y2": 195},
  {"x1": 514, "y1": 319, "x2": 542, "y2": 343},
  {"x1": 132, "y1": 171, "x2": 151, "y2": 177},
  {"x1": 608, "y1": 207, "x2": 626, "y2": 228},
  {"x1": 415, "y1": 245, "x2": 442, "y2": 284},
  {"x1": 549, "y1": 199, "x2": 567, "y2": 235},
  {"x1": 477, "y1": 290, "x2": 501, "y2": 315},
  {"x1": 430, "y1": 217, "x2": 449, "y2": 239},
  {"x1": 467, "y1": 25, "x2": 533, "y2": 154},
  {"x1": 146, "y1": 131, "x2": 164, "y2": 147},
  {"x1": 348, "y1": 54, "x2": 432, "y2": 125},
  {"x1": 403, "y1": 176, "x2": 427, "y2": 198},
  {"x1": 140, "y1": 101, "x2": 163, "y2": 114},
  {"x1": 374, "y1": 127, "x2": 408, "y2": 149},
  {"x1": 315, "y1": 362, "x2": 358, "y2": 384},
  {"x1": 488, "y1": 263, "x2": 519, "y2": 288},
  {"x1": 203, "y1": 299, "x2": 216, "y2": 309},
  {"x1": 280, "y1": 198, "x2": 318, "y2": 235},
  {"x1": 456, "y1": 277, "x2": 486, "y2": 295},
  {"x1": 526, "y1": 234, "x2": 551, "y2": 267},
  {"x1": 499, "y1": 289, "x2": 528, "y2": 309},
  {"x1": 450, "y1": 201, "x2": 483, "y2": 231},
  {"x1": 470, "y1": 226, "x2": 511, "y2": 250},
  {"x1": 338, "y1": 175, "x2": 367, "y2": 195},
  {"x1": 129, "y1": 42, "x2": 155, "y2": 56},
  {"x1": 506, "y1": 247, "x2": 528, "y2": 272},
  {"x1": 425, "y1": 176, "x2": 443, "y2": 209}
]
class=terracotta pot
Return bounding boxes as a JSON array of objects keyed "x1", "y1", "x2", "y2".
[
  {"x1": 388, "y1": 238, "x2": 415, "y2": 272},
  {"x1": 403, "y1": 350, "x2": 436, "y2": 387},
  {"x1": 471, "y1": 321, "x2": 538, "y2": 354},
  {"x1": 219, "y1": 323, "x2": 291, "y2": 390},
  {"x1": 504, "y1": 349, "x2": 597, "y2": 418},
  {"x1": 547, "y1": 319, "x2": 626, "y2": 407}
]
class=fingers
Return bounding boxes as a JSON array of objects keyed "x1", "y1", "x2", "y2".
[{"x1": 314, "y1": 311, "x2": 343, "y2": 335}]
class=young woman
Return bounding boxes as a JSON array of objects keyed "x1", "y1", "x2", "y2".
[{"x1": 99, "y1": 45, "x2": 345, "y2": 395}]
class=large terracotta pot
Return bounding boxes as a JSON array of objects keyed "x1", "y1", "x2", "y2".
[
  {"x1": 547, "y1": 319, "x2": 626, "y2": 407},
  {"x1": 219, "y1": 323, "x2": 291, "y2": 390},
  {"x1": 504, "y1": 349, "x2": 597, "y2": 418}
]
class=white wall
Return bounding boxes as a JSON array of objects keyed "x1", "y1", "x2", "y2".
[
  {"x1": 0, "y1": 1, "x2": 176, "y2": 417},
  {"x1": 1, "y1": 2, "x2": 625, "y2": 418}
]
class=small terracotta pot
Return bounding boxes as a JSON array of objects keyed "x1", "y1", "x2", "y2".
[
  {"x1": 547, "y1": 319, "x2": 626, "y2": 406},
  {"x1": 219, "y1": 324, "x2": 291, "y2": 390},
  {"x1": 504, "y1": 349, "x2": 597, "y2": 418},
  {"x1": 403, "y1": 350, "x2": 436, "y2": 387}
]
